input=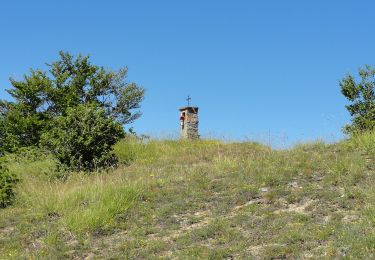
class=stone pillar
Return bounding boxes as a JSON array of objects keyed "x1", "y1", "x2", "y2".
[{"x1": 179, "y1": 106, "x2": 199, "y2": 139}]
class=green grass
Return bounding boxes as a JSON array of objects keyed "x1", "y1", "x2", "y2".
[{"x1": 0, "y1": 133, "x2": 375, "y2": 258}]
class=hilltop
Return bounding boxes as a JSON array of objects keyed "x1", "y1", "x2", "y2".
[{"x1": 0, "y1": 133, "x2": 375, "y2": 259}]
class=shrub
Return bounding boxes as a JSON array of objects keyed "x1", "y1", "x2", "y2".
[
  {"x1": 0, "y1": 161, "x2": 19, "y2": 208},
  {"x1": 40, "y1": 104, "x2": 125, "y2": 171},
  {"x1": 340, "y1": 65, "x2": 375, "y2": 134},
  {"x1": 0, "y1": 51, "x2": 144, "y2": 154}
]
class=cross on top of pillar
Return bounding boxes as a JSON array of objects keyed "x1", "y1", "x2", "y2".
[{"x1": 186, "y1": 95, "x2": 191, "y2": 106}]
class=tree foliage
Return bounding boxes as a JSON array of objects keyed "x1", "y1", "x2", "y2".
[
  {"x1": 41, "y1": 104, "x2": 125, "y2": 171},
  {"x1": 0, "y1": 52, "x2": 144, "y2": 169},
  {"x1": 340, "y1": 65, "x2": 375, "y2": 134}
]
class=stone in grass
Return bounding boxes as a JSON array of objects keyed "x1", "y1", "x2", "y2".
[{"x1": 288, "y1": 181, "x2": 298, "y2": 188}]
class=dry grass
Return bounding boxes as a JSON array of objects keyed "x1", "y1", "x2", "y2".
[{"x1": 0, "y1": 133, "x2": 374, "y2": 259}]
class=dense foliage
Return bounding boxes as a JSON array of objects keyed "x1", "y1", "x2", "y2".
[
  {"x1": 340, "y1": 65, "x2": 375, "y2": 134},
  {"x1": 0, "y1": 52, "x2": 144, "y2": 151},
  {"x1": 0, "y1": 52, "x2": 144, "y2": 169},
  {"x1": 0, "y1": 161, "x2": 19, "y2": 208},
  {"x1": 41, "y1": 104, "x2": 125, "y2": 171}
]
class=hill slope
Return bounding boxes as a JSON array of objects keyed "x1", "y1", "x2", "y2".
[{"x1": 1, "y1": 133, "x2": 375, "y2": 259}]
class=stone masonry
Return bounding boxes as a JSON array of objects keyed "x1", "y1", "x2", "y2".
[{"x1": 179, "y1": 106, "x2": 199, "y2": 139}]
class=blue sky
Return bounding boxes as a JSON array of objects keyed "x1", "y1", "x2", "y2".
[{"x1": 1, "y1": 1, "x2": 375, "y2": 147}]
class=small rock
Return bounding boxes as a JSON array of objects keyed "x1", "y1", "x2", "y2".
[
  {"x1": 342, "y1": 214, "x2": 359, "y2": 223},
  {"x1": 260, "y1": 187, "x2": 268, "y2": 192},
  {"x1": 288, "y1": 181, "x2": 298, "y2": 188}
]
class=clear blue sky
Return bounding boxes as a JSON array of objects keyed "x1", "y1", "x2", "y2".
[{"x1": 1, "y1": 1, "x2": 375, "y2": 147}]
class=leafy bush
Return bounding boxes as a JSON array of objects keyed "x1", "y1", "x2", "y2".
[
  {"x1": 0, "y1": 51, "x2": 144, "y2": 154},
  {"x1": 340, "y1": 65, "x2": 375, "y2": 134},
  {"x1": 0, "y1": 161, "x2": 19, "y2": 208},
  {"x1": 41, "y1": 104, "x2": 125, "y2": 171}
]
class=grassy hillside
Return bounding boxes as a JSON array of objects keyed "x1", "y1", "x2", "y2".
[{"x1": 0, "y1": 133, "x2": 375, "y2": 259}]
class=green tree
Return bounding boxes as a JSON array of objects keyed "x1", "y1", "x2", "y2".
[
  {"x1": 340, "y1": 65, "x2": 375, "y2": 134},
  {"x1": 40, "y1": 104, "x2": 125, "y2": 171},
  {"x1": 0, "y1": 52, "x2": 144, "y2": 153},
  {"x1": 0, "y1": 70, "x2": 50, "y2": 153}
]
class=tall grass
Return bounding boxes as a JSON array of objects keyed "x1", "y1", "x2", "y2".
[
  {"x1": 12, "y1": 170, "x2": 142, "y2": 235},
  {"x1": 348, "y1": 131, "x2": 375, "y2": 155}
]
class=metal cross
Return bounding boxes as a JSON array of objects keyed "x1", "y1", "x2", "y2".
[{"x1": 186, "y1": 95, "x2": 191, "y2": 106}]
